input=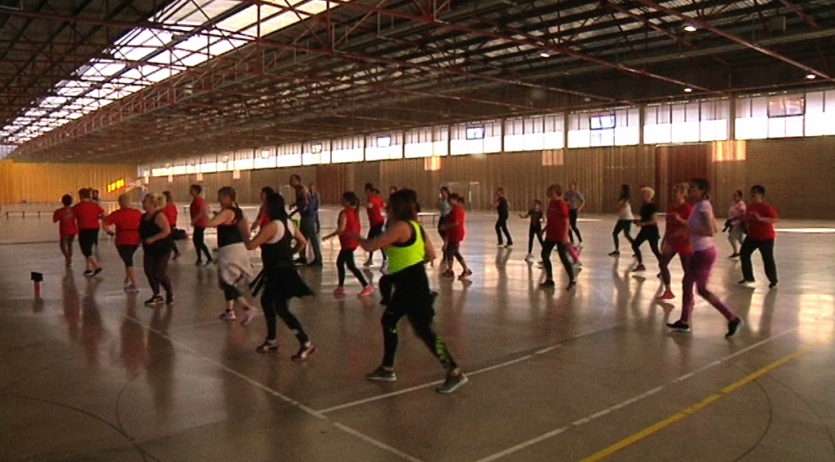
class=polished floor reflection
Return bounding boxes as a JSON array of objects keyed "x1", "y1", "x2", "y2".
[{"x1": 1, "y1": 212, "x2": 833, "y2": 461}]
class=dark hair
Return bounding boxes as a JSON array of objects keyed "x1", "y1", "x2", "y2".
[
  {"x1": 289, "y1": 174, "x2": 301, "y2": 182},
  {"x1": 342, "y1": 191, "x2": 360, "y2": 207},
  {"x1": 440, "y1": 186, "x2": 450, "y2": 195},
  {"x1": 734, "y1": 189, "x2": 743, "y2": 198},
  {"x1": 372, "y1": 188, "x2": 380, "y2": 195},
  {"x1": 266, "y1": 192, "x2": 288, "y2": 221},
  {"x1": 190, "y1": 184, "x2": 202, "y2": 194},
  {"x1": 61, "y1": 194, "x2": 72, "y2": 206},
  {"x1": 619, "y1": 184, "x2": 631, "y2": 201},
  {"x1": 389, "y1": 186, "x2": 397, "y2": 193},
  {"x1": 78, "y1": 188, "x2": 91, "y2": 199},
  {"x1": 533, "y1": 199, "x2": 543, "y2": 207},
  {"x1": 548, "y1": 184, "x2": 563, "y2": 196},
  {"x1": 389, "y1": 188, "x2": 419, "y2": 221},
  {"x1": 364, "y1": 182, "x2": 374, "y2": 192},
  {"x1": 261, "y1": 186, "x2": 275, "y2": 196},
  {"x1": 163, "y1": 191, "x2": 173, "y2": 203},
  {"x1": 218, "y1": 186, "x2": 237, "y2": 202},
  {"x1": 691, "y1": 178, "x2": 711, "y2": 199},
  {"x1": 751, "y1": 184, "x2": 766, "y2": 195},
  {"x1": 449, "y1": 192, "x2": 464, "y2": 204}
]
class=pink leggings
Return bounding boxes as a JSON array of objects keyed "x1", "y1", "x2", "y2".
[{"x1": 680, "y1": 247, "x2": 736, "y2": 323}]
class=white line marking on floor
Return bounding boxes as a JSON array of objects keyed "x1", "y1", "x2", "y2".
[
  {"x1": 124, "y1": 314, "x2": 422, "y2": 462},
  {"x1": 474, "y1": 327, "x2": 799, "y2": 462}
]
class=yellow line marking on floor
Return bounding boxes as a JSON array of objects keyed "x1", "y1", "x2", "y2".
[{"x1": 580, "y1": 340, "x2": 825, "y2": 462}]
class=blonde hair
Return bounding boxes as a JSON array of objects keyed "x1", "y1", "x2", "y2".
[
  {"x1": 144, "y1": 193, "x2": 166, "y2": 210},
  {"x1": 672, "y1": 183, "x2": 688, "y2": 195},
  {"x1": 641, "y1": 186, "x2": 656, "y2": 201},
  {"x1": 117, "y1": 193, "x2": 131, "y2": 208}
]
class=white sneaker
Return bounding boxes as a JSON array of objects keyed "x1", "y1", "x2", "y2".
[
  {"x1": 219, "y1": 310, "x2": 237, "y2": 321},
  {"x1": 240, "y1": 309, "x2": 257, "y2": 326}
]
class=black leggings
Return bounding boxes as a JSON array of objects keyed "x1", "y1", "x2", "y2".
[
  {"x1": 541, "y1": 240, "x2": 574, "y2": 283},
  {"x1": 612, "y1": 220, "x2": 635, "y2": 251},
  {"x1": 569, "y1": 209, "x2": 582, "y2": 243},
  {"x1": 193, "y1": 227, "x2": 212, "y2": 261},
  {"x1": 221, "y1": 281, "x2": 241, "y2": 301},
  {"x1": 143, "y1": 251, "x2": 172, "y2": 296},
  {"x1": 741, "y1": 238, "x2": 778, "y2": 284},
  {"x1": 117, "y1": 245, "x2": 138, "y2": 267},
  {"x1": 495, "y1": 216, "x2": 512, "y2": 244},
  {"x1": 365, "y1": 224, "x2": 386, "y2": 262},
  {"x1": 260, "y1": 286, "x2": 309, "y2": 345},
  {"x1": 632, "y1": 228, "x2": 661, "y2": 265},
  {"x1": 443, "y1": 241, "x2": 465, "y2": 267},
  {"x1": 337, "y1": 249, "x2": 367, "y2": 287},
  {"x1": 381, "y1": 264, "x2": 457, "y2": 371},
  {"x1": 527, "y1": 225, "x2": 543, "y2": 254}
]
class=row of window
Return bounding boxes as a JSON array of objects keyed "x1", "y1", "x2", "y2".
[{"x1": 143, "y1": 89, "x2": 835, "y2": 177}]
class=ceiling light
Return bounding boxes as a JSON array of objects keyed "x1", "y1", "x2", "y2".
[
  {"x1": 684, "y1": 24, "x2": 697, "y2": 32},
  {"x1": 805, "y1": 73, "x2": 817, "y2": 80},
  {"x1": 683, "y1": 87, "x2": 693, "y2": 93},
  {"x1": 539, "y1": 51, "x2": 551, "y2": 58}
]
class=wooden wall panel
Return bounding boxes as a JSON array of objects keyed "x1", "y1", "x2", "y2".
[{"x1": 0, "y1": 161, "x2": 136, "y2": 204}]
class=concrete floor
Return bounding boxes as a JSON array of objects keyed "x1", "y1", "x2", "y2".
[{"x1": 1, "y1": 211, "x2": 833, "y2": 462}]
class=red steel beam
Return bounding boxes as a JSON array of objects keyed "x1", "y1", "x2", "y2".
[
  {"x1": 631, "y1": 0, "x2": 831, "y2": 80},
  {"x1": 777, "y1": 0, "x2": 820, "y2": 30}
]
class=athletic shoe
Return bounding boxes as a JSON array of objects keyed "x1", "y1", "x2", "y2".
[
  {"x1": 309, "y1": 260, "x2": 323, "y2": 267},
  {"x1": 144, "y1": 295, "x2": 163, "y2": 306},
  {"x1": 294, "y1": 257, "x2": 308, "y2": 265},
  {"x1": 83, "y1": 270, "x2": 94, "y2": 277},
  {"x1": 769, "y1": 281, "x2": 778, "y2": 289},
  {"x1": 538, "y1": 280, "x2": 555, "y2": 289},
  {"x1": 165, "y1": 294, "x2": 174, "y2": 305},
  {"x1": 436, "y1": 372, "x2": 468, "y2": 394},
  {"x1": 202, "y1": 259, "x2": 213, "y2": 267},
  {"x1": 608, "y1": 250, "x2": 620, "y2": 256},
  {"x1": 573, "y1": 263, "x2": 583, "y2": 277},
  {"x1": 525, "y1": 254, "x2": 534, "y2": 261},
  {"x1": 505, "y1": 242, "x2": 513, "y2": 248},
  {"x1": 292, "y1": 342, "x2": 317, "y2": 361},
  {"x1": 565, "y1": 281, "x2": 576, "y2": 291},
  {"x1": 365, "y1": 367, "x2": 397, "y2": 382},
  {"x1": 632, "y1": 264, "x2": 646, "y2": 272},
  {"x1": 240, "y1": 310, "x2": 257, "y2": 326},
  {"x1": 125, "y1": 285, "x2": 140, "y2": 294},
  {"x1": 333, "y1": 286, "x2": 346, "y2": 296},
  {"x1": 91, "y1": 268, "x2": 103, "y2": 277},
  {"x1": 737, "y1": 279, "x2": 755, "y2": 285},
  {"x1": 172, "y1": 252, "x2": 180, "y2": 260},
  {"x1": 256, "y1": 339, "x2": 279, "y2": 353},
  {"x1": 219, "y1": 309, "x2": 237, "y2": 321},
  {"x1": 497, "y1": 242, "x2": 504, "y2": 247},
  {"x1": 656, "y1": 290, "x2": 675, "y2": 301},
  {"x1": 458, "y1": 269, "x2": 473, "y2": 280},
  {"x1": 358, "y1": 285, "x2": 376, "y2": 297},
  {"x1": 667, "y1": 320, "x2": 691, "y2": 332},
  {"x1": 195, "y1": 259, "x2": 203, "y2": 266},
  {"x1": 441, "y1": 269, "x2": 455, "y2": 278},
  {"x1": 725, "y1": 318, "x2": 743, "y2": 337}
]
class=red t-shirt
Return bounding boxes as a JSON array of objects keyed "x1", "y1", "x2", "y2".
[
  {"x1": 72, "y1": 200, "x2": 104, "y2": 230},
  {"x1": 53, "y1": 207, "x2": 78, "y2": 237},
  {"x1": 445, "y1": 205, "x2": 466, "y2": 243},
  {"x1": 339, "y1": 208, "x2": 361, "y2": 250},
  {"x1": 666, "y1": 202, "x2": 693, "y2": 253},
  {"x1": 104, "y1": 208, "x2": 142, "y2": 246},
  {"x1": 745, "y1": 202, "x2": 778, "y2": 241},
  {"x1": 256, "y1": 207, "x2": 270, "y2": 226},
  {"x1": 545, "y1": 199, "x2": 569, "y2": 242},
  {"x1": 163, "y1": 203, "x2": 178, "y2": 227},
  {"x1": 190, "y1": 196, "x2": 208, "y2": 228},
  {"x1": 367, "y1": 194, "x2": 385, "y2": 227}
]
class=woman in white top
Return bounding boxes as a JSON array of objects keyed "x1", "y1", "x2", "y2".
[
  {"x1": 609, "y1": 184, "x2": 635, "y2": 256},
  {"x1": 667, "y1": 178, "x2": 742, "y2": 337},
  {"x1": 726, "y1": 190, "x2": 746, "y2": 258}
]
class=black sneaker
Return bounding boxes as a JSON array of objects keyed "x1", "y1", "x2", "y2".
[
  {"x1": 566, "y1": 281, "x2": 576, "y2": 291},
  {"x1": 256, "y1": 339, "x2": 279, "y2": 353},
  {"x1": 365, "y1": 366, "x2": 397, "y2": 382},
  {"x1": 195, "y1": 259, "x2": 203, "y2": 266},
  {"x1": 768, "y1": 281, "x2": 778, "y2": 289},
  {"x1": 725, "y1": 318, "x2": 743, "y2": 337},
  {"x1": 165, "y1": 294, "x2": 174, "y2": 305},
  {"x1": 538, "y1": 280, "x2": 556, "y2": 289},
  {"x1": 91, "y1": 267, "x2": 103, "y2": 277},
  {"x1": 292, "y1": 342, "x2": 317, "y2": 361},
  {"x1": 737, "y1": 279, "x2": 755, "y2": 285},
  {"x1": 667, "y1": 320, "x2": 691, "y2": 332},
  {"x1": 608, "y1": 250, "x2": 620, "y2": 256},
  {"x1": 144, "y1": 295, "x2": 163, "y2": 306},
  {"x1": 83, "y1": 270, "x2": 93, "y2": 277},
  {"x1": 436, "y1": 371, "x2": 468, "y2": 394}
]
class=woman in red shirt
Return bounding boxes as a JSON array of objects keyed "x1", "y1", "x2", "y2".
[
  {"x1": 740, "y1": 184, "x2": 779, "y2": 288},
  {"x1": 53, "y1": 194, "x2": 78, "y2": 266},
  {"x1": 324, "y1": 192, "x2": 375, "y2": 297},
  {"x1": 189, "y1": 184, "x2": 213, "y2": 266},
  {"x1": 441, "y1": 193, "x2": 471, "y2": 280},
  {"x1": 162, "y1": 191, "x2": 181, "y2": 260},
  {"x1": 73, "y1": 188, "x2": 105, "y2": 277},
  {"x1": 657, "y1": 183, "x2": 693, "y2": 300},
  {"x1": 540, "y1": 184, "x2": 576, "y2": 290},
  {"x1": 104, "y1": 194, "x2": 143, "y2": 293},
  {"x1": 250, "y1": 186, "x2": 276, "y2": 234},
  {"x1": 363, "y1": 184, "x2": 388, "y2": 267}
]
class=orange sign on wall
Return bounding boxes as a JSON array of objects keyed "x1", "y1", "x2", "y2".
[{"x1": 106, "y1": 178, "x2": 126, "y2": 193}]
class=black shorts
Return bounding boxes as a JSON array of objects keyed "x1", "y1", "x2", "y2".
[
  {"x1": 117, "y1": 245, "x2": 139, "y2": 267},
  {"x1": 367, "y1": 223, "x2": 384, "y2": 240},
  {"x1": 78, "y1": 229, "x2": 99, "y2": 257}
]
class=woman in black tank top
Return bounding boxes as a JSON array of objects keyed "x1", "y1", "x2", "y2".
[
  {"x1": 245, "y1": 192, "x2": 315, "y2": 360},
  {"x1": 139, "y1": 193, "x2": 173, "y2": 306}
]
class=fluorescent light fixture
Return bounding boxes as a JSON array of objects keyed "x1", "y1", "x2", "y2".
[
  {"x1": 684, "y1": 87, "x2": 693, "y2": 93},
  {"x1": 806, "y1": 73, "x2": 817, "y2": 80},
  {"x1": 539, "y1": 51, "x2": 551, "y2": 58},
  {"x1": 684, "y1": 24, "x2": 697, "y2": 32}
]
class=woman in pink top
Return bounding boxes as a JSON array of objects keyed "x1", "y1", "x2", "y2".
[
  {"x1": 667, "y1": 178, "x2": 742, "y2": 337},
  {"x1": 726, "y1": 190, "x2": 746, "y2": 258}
]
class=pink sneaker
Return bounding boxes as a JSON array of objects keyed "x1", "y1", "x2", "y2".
[
  {"x1": 333, "y1": 286, "x2": 346, "y2": 296},
  {"x1": 240, "y1": 309, "x2": 258, "y2": 326},
  {"x1": 458, "y1": 269, "x2": 473, "y2": 280},
  {"x1": 358, "y1": 285, "x2": 376, "y2": 297},
  {"x1": 441, "y1": 269, "x2": 455, "y2": 278},
  {"x1": 656, "y1": 290, "x2": 675, "y2": 301}
]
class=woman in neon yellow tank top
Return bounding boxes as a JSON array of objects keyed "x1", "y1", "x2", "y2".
[{"x1": 359, "y1": 189, "x2": 468, "y2": 394}]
